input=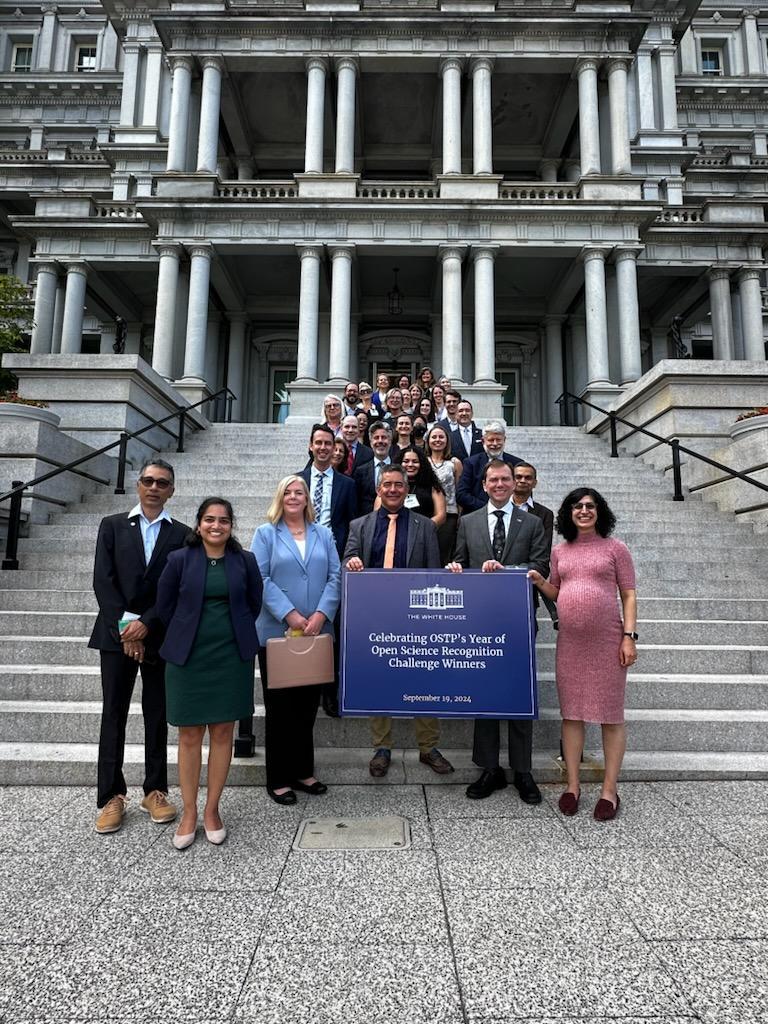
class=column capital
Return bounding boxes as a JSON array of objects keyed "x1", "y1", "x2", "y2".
[
  {"x1": 579, "y1": 246, "x2": 609, "y2": 265},
  {"x1": 708, "y1": 265, "x2": 732, "y2": 283},
  {"x1": 33, "y1": 260, "x2": 60, "y2": 277},
  {"x1": 440, "y1": 57, "x2": 464, "y2": 77},
  {"x1": 168, "y1": 54, "x2": 194, "y2": 74},
  {"x1": 606, "y1": 56, "x2": 630, "y2": 74},
  {"x1": 736, "y1": 267, "x2": 763, "y2": 283},
  {"x1": 543, "y1": 313, "x2": 567, "y2": 326},
  {"x1": 63, "y1": 261, "x2": 88, "y2": 278},
  {"x1": 328, "y1": 243, "x2": 355, "y2": 261},
  {"x1": 153, "y1": 241, "x2": 182, "y2": 259},
  {"x1": 472, "y1": 244, "x2": 499, "y2": 261},
  {"x1": 306, "y1": 56, "x2": 329, "y2": 74},
  {"x1": 574, "y1": 57, "x2": 600, "y2": 77},
  {"x1": 439, "y1": 245, "x2": 466, "y2": 263},
  {"x1": 226, "y1": 311, "x2": 249, "y2": 325},
  {"x1": 613, "y1": 245, "x2": 643, "y2": 263},
  {"x1": 296, "y1": 243, "x2": 324, "y2": 261},
  {"x1": 334, "y1": 56, "x2": 358, "y2": 75},
  {"x1": 200, "y1": 54, "x2": 225, "y2": 75},
  {"x1": 187, "y1": 243, "x2": 213, "y2": 262},
  {"x1": 469, "y1": 56, "x2": 494, "y2": 75}
]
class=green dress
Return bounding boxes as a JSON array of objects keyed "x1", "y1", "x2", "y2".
[{"x1": 165, "y1": 557, "x2": 255, "y2": 727}]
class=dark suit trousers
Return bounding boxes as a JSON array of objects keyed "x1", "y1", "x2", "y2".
[
  {"x1": 472, "y1": 719, "x2": 533, "y2": 773},
  {"x1": 97, "y1": 651, "x2": 168, "y2": 807},
  {"x1": 258, "y1": 648, "x2": 321, "y2": 789}
]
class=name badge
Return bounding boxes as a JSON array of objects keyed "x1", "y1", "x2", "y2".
[{"x1": 404, "y1": 493, "x2": 420, "y2": 509}]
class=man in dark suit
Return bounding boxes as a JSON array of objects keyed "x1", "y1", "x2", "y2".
[
  {"x1": 353, "y1": 420, "x2": 396, "y2": 515},
  {"x1": 512, "y1": 462, "x2": 554, "y2": 553},
  {"x1": 456, "y1": 419, "x2": 524, "y2": 513},
  {"x1": 298, "y1": 423, "x2": 357, "y2": 559},
  {"x1": 450, "y1": 399, "x2": 484, "y2": 461},
  {"x1": 89, "y1": 458, "x2": 189, "y2": 834},
  {"x1": 343, "y1": 464, "x2": 455, "y2": 778},
  {"x1": 340, "y1": 415, "x2": 374, "y2": 474},
  {"x1": 447, "y1": 458, "x2": 550, "y2": 804}
]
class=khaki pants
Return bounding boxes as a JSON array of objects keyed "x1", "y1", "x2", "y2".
[{"x1": 370, "y1": 716, "x2": 440, "y2": 754}]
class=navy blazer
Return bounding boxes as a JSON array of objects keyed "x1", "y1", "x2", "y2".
[
  {"x1": 155, "y1": 544, "x2": 263, "y2": 666},
  {"x1": 298, "y1": 466, "x2": 357, "y2": 558},
  {"x1": 456, "y1": 451, "x2": 524, "y2": 514},
  {"x1": 449, "y1": 423, "x2": 484, "y2": 461}
]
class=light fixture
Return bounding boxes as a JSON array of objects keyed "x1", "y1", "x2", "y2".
[{"x1": 387, "y1": 267, "x2": 403, "y2": 316}]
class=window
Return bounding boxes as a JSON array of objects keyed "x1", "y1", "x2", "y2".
[
  {"x1": 75, "y1": 45, "x2": 98, "y2": 72},
  {"x1": 270, "y1": 366, "x2": 295, "y2": 423},
  {"x1": 11, "y1": 44, "x2": 33, "y2": 73},
  {"x1": 701, "y1": 46, "x2": 724, "y2": 75},
  {"x1": 497, "y1": 369, "x2": 520, "y2": 426}
]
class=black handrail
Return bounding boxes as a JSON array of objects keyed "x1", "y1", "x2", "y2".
[
  {"x1": 1, "y1": 386, "x2": 236, "y2": 570},
  {"x1": 556, "y1": 390, "x2": 768, "y2": 503}
]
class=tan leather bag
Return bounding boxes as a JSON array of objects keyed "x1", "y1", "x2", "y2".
[{"x1": 265, "y1": 633, "x2": 335, "y2": 689}]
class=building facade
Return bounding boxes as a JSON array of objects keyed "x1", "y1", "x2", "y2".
[{"x1": 1, "y1": 0, "x2": 766, "y2": 424}]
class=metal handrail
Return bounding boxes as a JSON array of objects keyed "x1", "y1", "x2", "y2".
[
  {"x1": 556, "y1": 390, "x2": 768, "y2": 503},
  {"x1": 1, "y1": 386, "x2": 237, "y2": 570}
]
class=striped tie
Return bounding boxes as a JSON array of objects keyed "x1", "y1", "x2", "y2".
[{"x1": 313, "y1": 471, "x2": 324, "y2": 520}]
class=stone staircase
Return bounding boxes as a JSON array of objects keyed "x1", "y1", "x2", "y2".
[{"x1": 1, "y1": 423, "x2": 767, "y2": 785}]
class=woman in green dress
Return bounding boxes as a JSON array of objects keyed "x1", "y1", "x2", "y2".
[{"x1": 157, "y1": 498, "x2": 263, "y2": 849}]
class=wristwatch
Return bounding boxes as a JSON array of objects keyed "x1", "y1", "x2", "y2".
[{"x1": 623, "y1": 631, "x2": 639, "y2": 641}]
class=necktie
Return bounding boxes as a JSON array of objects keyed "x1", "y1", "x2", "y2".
[
  {"x1": 383, "y1": 513, "x2": 398, "y2": 569},
  {"x1": 346, "y1": 448, "x2": 355, "y2": 474},
  {"x1": 375, "y1": 461, "x2": 385, "y2": 487},
  {"x1": 313, "y1": 471, "x2": 324, "y2": 520},
  {"x1": 492, "y1": 510, "x2": 506, "y2": 562},
  {"x1": 464, "y1": 428, "x2": 471, "y2": 453}
]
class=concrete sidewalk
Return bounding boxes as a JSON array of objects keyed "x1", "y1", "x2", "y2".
[{"x1": 0, "y1": 781, "x2": 766, "y2": 1023}]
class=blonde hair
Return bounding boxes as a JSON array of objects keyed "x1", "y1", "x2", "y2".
[{"x1": 266, "y1": 475, "x2": 315, "y2": 526}]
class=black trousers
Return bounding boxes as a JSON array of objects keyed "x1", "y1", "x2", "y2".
[
  {"x1": 97, "y1": 650, "x2": 168, "y2": 807},
  {"x1": 437, "y1": 513, "x2": 459, "y2": 566},
  {"x1": 258, "y1": 648, "x2": 321, "y2": 790},
  {"x1": 472, "y1": 719, "x2": 533, "y2": 774}
]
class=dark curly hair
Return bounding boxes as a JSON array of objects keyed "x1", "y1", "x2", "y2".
[
  {"x1": 556, "y1": 487, "x2": 616, "y2": 541},
  {"x1": 187, "y1": 496, "x2": 243, "y2": 552}
]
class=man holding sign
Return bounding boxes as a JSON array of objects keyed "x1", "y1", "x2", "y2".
[{"x1": 447, "y1": 459, "x2": 549, "y2": 803}]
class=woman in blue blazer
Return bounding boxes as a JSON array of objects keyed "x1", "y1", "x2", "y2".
[
  {"x1": 157, "y1": 497, "x2": 262, "y2": 849},
  {"x1": 251, "y1": 475, "x2": 341, "y2": 805}
]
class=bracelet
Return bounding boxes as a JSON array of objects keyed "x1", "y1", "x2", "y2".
[{"x1": 623, "y1": 631, "x2": 639, "y2": 641}]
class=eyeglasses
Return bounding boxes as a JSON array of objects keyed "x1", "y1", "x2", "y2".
[
  {"x1": 359, "y1": 388, "x2": 372, "y2": 395},
  {"x1": 572, "y1": 502, "x2": 597, "y2": 511},
  {"x1": 326, "y1": 402, "x2": 341, "y2": 408},
  {"x1": 139, "y1": 476, "x2": 172, "y2": 489}
]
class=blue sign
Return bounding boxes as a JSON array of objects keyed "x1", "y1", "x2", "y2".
[{"x1": 340, "y1": 569, "x2": 538, "y2": 719}]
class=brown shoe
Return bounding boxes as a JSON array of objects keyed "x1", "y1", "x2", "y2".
[
  {"x1": 140, "y1": 790, "x2": 178, "y2": 824},
  {"x1": 95, "y1": 795, "x2": 128, "y2": 834},
  {"x1": 369, "y1": 748, "x2": 391, "y2": 778},
  {"x1": 419, "y1": 748, "x2": 455, "y2": 775}
]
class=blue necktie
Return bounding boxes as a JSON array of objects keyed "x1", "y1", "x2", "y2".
[{"x1": 313, "y1": 472, "x2": 324, "y2": 520}]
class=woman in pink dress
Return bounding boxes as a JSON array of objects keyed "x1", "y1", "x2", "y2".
[{"x1": 529, "y1": 488, "x2": 637, "y2": 821}]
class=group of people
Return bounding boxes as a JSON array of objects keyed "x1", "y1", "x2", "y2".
[{"x1": 90, "y1": 381, "x2": 637, "y2": 848}]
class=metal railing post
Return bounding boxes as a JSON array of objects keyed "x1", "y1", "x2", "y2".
[
  {"x1": 2, "y1": 482, "x2": 24, "y2": 570},
  {"x1": 609, "y1": 414, "x2": 618, "y2": 458},
  {"x1": 671, "y1": 439, "x2": 684, "y2": 501},
  {"x1": 177, "y1": 410, "x2": 186, "y2": 453},
  {"x1": 114, "y1": 433, "x2": 129, "y2": 495},
  {"x1": 556, "y1": 396, "x2": 566, "y2": 426}
]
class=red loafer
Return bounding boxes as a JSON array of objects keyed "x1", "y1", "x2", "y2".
[
  {"x1": 593, "y1": 794, "x2": 620, "y2": 821},
  {"x1": 558, "y1": 791, "x2": 580, "y2": 816}
]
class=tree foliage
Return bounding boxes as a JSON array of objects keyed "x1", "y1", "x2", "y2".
[{"x1": 0, "y1": 274, "x2": 34, "y2": 395}]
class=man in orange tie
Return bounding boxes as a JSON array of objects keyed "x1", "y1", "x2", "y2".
[{"x1": 343, "y1": 465, "x2": 454, "y2": 778}]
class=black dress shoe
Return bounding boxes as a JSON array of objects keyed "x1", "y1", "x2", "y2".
[
  {"x1": 291, "y1": 779, "x2": 328, "y2": 795},
  {"x1": 322, "y1": 692, "x2": 340, "y2": 718},
  {"x1": 266, "y1": 787, "x2": 297, "y2": 806},
  {"x1": 513, "y1": 771, "x2": 542, "y2": 805},
  {"x1": 466, "y1": 768, "x2": 508, "y2": 800}
]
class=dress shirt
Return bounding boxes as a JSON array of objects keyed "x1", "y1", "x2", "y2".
[
  {"x1": 310, "y1": 465, "x2": 334, "y2": 528},
  {"x1": 370, "y1": 506, "x2": 410, "y2": 568},
  {"x1": 373, "y1": 456, "x2": 391, "y2": 488},
  {"x1": 459, "y1": 425, "x2": 473, "y2": 454},
  {"x1": 127, "y1": 503, "x2": 172, "y2": 565},
  {"x1": 486, "y1": 500, "x2": 515, "y2": 549},
  {"x1": 512, "y1": 496, "x2": 535, "y2": 512}
]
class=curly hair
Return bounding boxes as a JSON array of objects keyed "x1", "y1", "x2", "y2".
[{"x1": 556, "y1": 487, "x2": 616, "y2": 541}]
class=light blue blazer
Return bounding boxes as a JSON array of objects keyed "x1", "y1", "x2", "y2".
[{"x1": 250, "y1": 520, "x2": 341, "y2": 644}]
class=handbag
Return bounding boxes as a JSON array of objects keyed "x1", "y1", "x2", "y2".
[{"x1": 265, "y1": 633, "x2": 334, "y2": 689}]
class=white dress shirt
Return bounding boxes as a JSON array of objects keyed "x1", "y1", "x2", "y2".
[
  {"x1": 513, "y1": 495, "x2": 535, "y2": 512},
  {"x1": 128, "y1": 504, "x2": 172, "y2": 564},
  {"x1": 486, "y1": 499, "x2": 516, "y2": 548}
]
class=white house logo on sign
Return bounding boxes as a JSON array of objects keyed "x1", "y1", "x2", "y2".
[{"x1": 409, "y1": 584, "x2": 464, "y2": 610}]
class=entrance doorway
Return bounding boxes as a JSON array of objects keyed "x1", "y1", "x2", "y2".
[{"x1": 369, "y1": 361, "x2": 420, "y2": 387}]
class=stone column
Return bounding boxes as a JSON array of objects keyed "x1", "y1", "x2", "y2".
[
  {"x1": 196, "y1": 56, "x2": 223, "y2": 174},
  {"x1": 581, "y1": 248, "x2": 610, "y2": 385},
  {"x1": 204, "y1": 315, "x2": 221, "y2": 393},
  {"x1": 151, "y1": 244, "x2": 181, "y2": 379},
  {"x1": 737, "y1": 269, "x2": 766, "y2": 361},
  {"x1": 328, "y1": 245, "x2": 354, "y2": 383},
  {"x1": 141, "y1": 44, "x2": 164, "y2": 128},
  {"x1": 30, "y1": 263, "x2": 58, "y2": 354},
  {"x1": 656, "y1": 46, "x2": 679, "y2": 132},
  {"x1": 119, "y1": 44, "x2": 141, "y2": 127},
  {"x1": 439, "y1": 246, "x2": 465, "y2": 381},
  {"x1": 607, "y1": 58, "x2": 631, "y2": 175},
  {"x1": 60, "y1": 264, "x2": 88, "y2": 355},
  {"x1": 708, "y1": 268, "x2": 735, "y2": 361},
  {"x1": 576, "y1": 58, "x2": 601, "y2": 176},
  {"x1": 635, "y1": 49, "x2": 656, "y2": 130},
  {"x1": 743, "y1": 12, "x2": 762, "y2": 75},
  {"x1": 166, "y1": 55, "x2": 193, "y2": 172},
  {"x1": 471, "y1": 58, "x2": 493, "y2": 176},
  {"x1": 441, "y1": 58, "x2": 463, "y2": 176},
  {"x1": 236, "y1": 157, "x2": 254, "y2": 180},
  {"x1": 473, "y1": 246, "x2": 497, "y2": 383},
  {"x1": 172, "y1": 262, "x2": 190, "y2": 379},
  {"x1": 539, "y1": 159, "x2": 559, "y2": 182},
  {"x1": 570, "y1": 314, "x2": 588, "y2": 397},
  {"x1": 304, "y1": 58, "x2": 328, "y2": 174},
  {"x1": 51, "y1": 279, "x2": 65, "y2": 354},
  {"x1": 543, "y1": 315, "x2": 566, "y2": 424},
  {"x1": 615, "y1": 248, "x2": 642, "y2": 383},
  {"x1": 36, "y1": 3, "x2": 58, "y2": 71},
  {"x1": 296, "y1": 244, "x2": 323, "y2": 380},
  {"x1": 182, "y1": 245, "x2": 213, "y2": 381},
  {"x1": 226, "y1": 314, "x2": 247, "y2": 419},
  {"x1": 334, "y1": 58, "x2": 358, "y2": 175}
]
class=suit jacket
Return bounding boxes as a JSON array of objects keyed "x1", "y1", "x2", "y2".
[
  {"x1": 456, "y1": 451, "x2": 524, "y2": 514},
  {"x1": 251, "y1": 521, "x2": 341, "y2": 643},
  {"x1": 353, "y1": 455, "x2": 400, "y2": 517},
  {"x1": 342, "y1": 508, "x2": 441, "y2": 570},
  {"x1": 349, "y1": 442, "x2": 374, "y2": 473},
  {"x1": 454, "y1": 505, "x2": 550, "y2": 578},
  {"x1": 298, "y1": 466, "x2": 357, "y2": 558},
  {"x1": 450, "y1": 422, "x2": 484, "y2": 461},
  {"x1": 89, "y1": 511, "x2": 189, "y2": 652},
  {"x1": 527, "y1": 500, "x2": 554, "y2": 556},
  {"x1": 156, "y1": 544, "x2": 263, "y2": 665}
]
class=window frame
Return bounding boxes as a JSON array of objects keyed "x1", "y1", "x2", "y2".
[
  {"x1": 11, "y1": 43, "x2": 33, "y2": 73},
  {"x1": 74, "y1": 44, "x2": 98, "y2": 73}
]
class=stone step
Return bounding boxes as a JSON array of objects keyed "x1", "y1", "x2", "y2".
[{"x1": 0, "y1": 590, "x2": 97, "y2": 612}]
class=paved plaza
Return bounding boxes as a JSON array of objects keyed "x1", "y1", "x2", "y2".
[{"x1": 0, "y1": 780, "x2": 766, "y2": 1024}]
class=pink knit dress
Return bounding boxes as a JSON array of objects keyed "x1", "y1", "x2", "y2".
[{"x1": 549, "y1": 534, "x2": 636, "y2": 724}]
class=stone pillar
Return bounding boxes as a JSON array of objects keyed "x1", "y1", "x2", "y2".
[
  {"x1": 328, "y1": 245, "x2": 354, "y2": 383},
  {"x1": 296, "y1": 244, "x2": 323, "y2": 381},
  {"x1": 708, "y1": 268, "x2": 735, "y2": 361},
  {"x1": 166, "y1": 56, "x2": 193, "y2": 172},
  {"x1": 196, "y1": 56, "x2": 223, "y2": 174},
  {"x1": 334, "y1": 58, "x2": 357, "y2": 175},
  {"x1": 439, "y1": 246, "x2": 465, "y2": 382},
  {"x1": 236, "y1": 156, "x2": 254, "y2": 180},
  {"x1": 471, "y1": 58, "x2": 493, "y2": 176},
  {"x1": 182, "y1": 245, "x2": 213, "y2": 381},
  {"x1": 152, "y1": 244, "x2": 181, "y2": 379},
  {"x1": 317, "y1": 315, "x2": 331, "y2": 383},
  {"x1": 543, "y1": 315, "x2": 566, "y2": 424},
  {"x1": 679, "y1": 31, "x2": 698, "y2": 75},
  {"x1": 607, "y1": 58, "x2": 631, "y2": 175},
  {"x1": 430, "y1": 314, "x2": 442, "y2": 373},
  {"x1": 605, "y1": 266, "x2": 621, "y2": 384},
  {"x1": 60, "y1": 264, "x2": 88, "y2": 355},
  {"x1": 635, "y1": 49, "x2": 656, "y2": 130},
  {"x1": 51, "y1": 280, "x2": 65, "y2": 354},
  {"x1": 36, "y1": 3, "x2": 58, "y2": 72},
  {"x1": 582, "y1": 248, "x2": 610, "y2": 386},
  {"x1": 204, "y1": 315, "x2": 221, "y2": 393},
  {"x1": 30, "y1": 263, "x2": 58, "y2": 354},
  {"x1": 441, "y1": 58, "x2": 463, "y2": 176},
  {"x1": 615, "y1": 248, "x2": 643, "y2": 383},
  {"x1": 226, "y1": 314, "x2": 247, "y2": 419},
  {"x1": 141, "y1": 44, "x2": 164, "y2": 128},
  {"x1": 119, "y1": 45, "x2": 141, "y2": 127},
  {"x1": 737, "y1": 269, "x2": 766, "y2": 362},
  {"x1": 473, "y1": 246, "x2": 497, "y2": 383},
  {"x1": 656, "y1": 46, "x2": 679, "y2": 132},
  {"x1": 539, "y1": 159, "x2": 559, "y2": 182},
  {"x1": 563, "y1": 159, "x2": 581, "y2": 182},
  {"x1": 570, "y1": 314, "x2": 588, "y2": 396},
  {"x1": 349, "y1": 315, "x2": 360, "y2": 382},
  {"x1": 576, "y1": 58, "x2": 601, "y2": 176},
  {"x1": 172, "y1": 262, "x2": 190, "y2": 379},
  {"x1": 304, "y1": 58, "x2": 328, "y2": 174},
  {"x1": 731, "y1": 289, "x2": 745, "y2": 361},
  {"x1": 743, "y1": 12, "x2": 762, "y2": 75}
]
